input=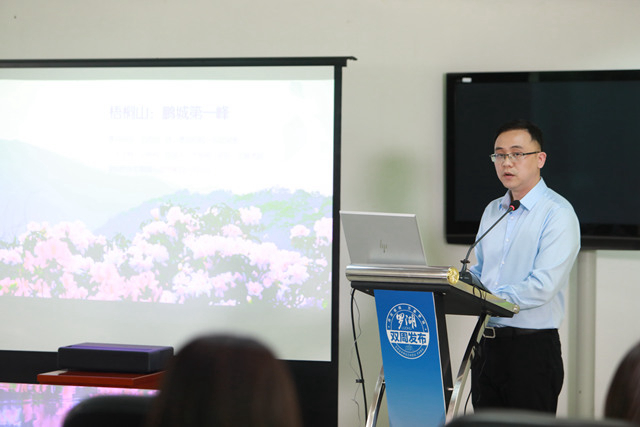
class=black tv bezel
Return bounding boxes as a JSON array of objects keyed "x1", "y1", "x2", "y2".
[
  {"x1": 445, "y1": 69, "x2": 640, "y2": 250},
  {"x1": 0, "y1": 56, "x2": 354, "y2": 427}
]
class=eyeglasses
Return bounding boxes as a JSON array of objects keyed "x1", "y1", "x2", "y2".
[{"x1": 490, "y1": 151, "x2": 540, "y2": 163}]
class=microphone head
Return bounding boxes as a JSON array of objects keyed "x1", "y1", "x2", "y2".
[{"x1": 510, "y1": 200, "x2": 521, "y2": 211}]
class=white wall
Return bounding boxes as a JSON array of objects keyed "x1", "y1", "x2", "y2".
[{"x1": 2, "y1": 1, "x2": 640, "y2": 425}]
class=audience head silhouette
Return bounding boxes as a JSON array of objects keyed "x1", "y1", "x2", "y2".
[
  {"x1": 146, "y1": 334, "x2": 302, "y2": 427},
  {"x1": 605, "y1": 340, "x2": 640, "y2": 425}
]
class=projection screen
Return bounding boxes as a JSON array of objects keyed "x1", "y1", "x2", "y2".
[{"x1": 0, "y1": 58, "x2": 348, "y2": 366}]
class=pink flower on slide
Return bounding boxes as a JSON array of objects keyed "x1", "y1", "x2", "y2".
[
  {"x1": 315, "y1": 257, "x2": 328, "y2": 268},
  {"x1": 14, "y1": 278, "x2": 32, "y2": 297},
  {"x1": 247, "y1": 242, "x2": 279, "y2": 268},
  {"x1": 221, "y1": 224, "x2": 243, "y2": 238},
  {"x1": 313, "y1": 217, "x2": 333, "y2": 246},
  {"x1": 211, "y1": 272, "x2": 238, "y2": 298},
  {"x1": 267, "y1": 250, "x2": 310, "y2": 285},
  {"x1": 239, "y1": 206, "x2": 262, "y2": 225},
  {"x1": 33, "y1": 238, "x2": 73, "y2": 267},
  {"x1": 127, "y1": 272, "x2": 159, "y2": 301},
  {"x1": 166, "y1": 206, "x2": 195, "y2": 228},
  {"x1": 219, "y1": 236, "x2": 250, "y2": 257},
  {"x1": 22, "y1": 251, "x2": 37, "y2": 273},
  {"x1": 246, "y1": 281, "x2": 264, "y2": 297},
  {"x1": 33, "y1": 278, "x2": 52, "y2": 298},
  {"x1": 142, "y1": 221, "x2": 178, "y2": 239},
  {"x1": 0, "y1": 278, "x2": 13, "y2": 295},
  {"x1": 128, "y1": 239, "x2": 169, "y2": 272},
  {"x1": 185, "y1": 235, "x2": 224, "y2": 259},
  {"x1": 0, "y1": 248, "x2": 21, "y2": 265},
  {"x1": 290, "y1": 225, "x2": 311, "y2": 239},
  {"x1": 285, "y1": 263, "x2": 310, "y2": 285},
  {"x1": 89, "y1": 262, "x2": 123, "y2": 300},
  {"x1": 60, "y1": 272, "x2": 89, "y2": 299},
  {"x1": 150, "y1": 207, "x2": 161, "y2": 220},
  {"x1": 52, "y1": 220, "x2": 102, "y2": 253},
  {"x1": 173, "y1": 269, "x2": 214, "y2": 299}
]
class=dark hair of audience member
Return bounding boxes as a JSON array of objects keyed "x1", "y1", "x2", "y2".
[
  {"x1": 145, "y1": 334, "x2": 303, "y2": 427},
  {"x1": 604, "y1": 340, "x2": 640, "y2": 424}
]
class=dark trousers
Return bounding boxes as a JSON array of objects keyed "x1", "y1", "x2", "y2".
[{"x1": 471, "y1": 328, "x2": 564, "y2": 414}]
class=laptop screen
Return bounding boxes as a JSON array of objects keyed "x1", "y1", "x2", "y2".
[{"x1": 340, "y1": 211, "x2": 427, "y2": 266}]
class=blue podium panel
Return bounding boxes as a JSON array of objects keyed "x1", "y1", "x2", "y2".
[{"x1": 374, "y1": 289, "x2": 446, "y2": 427}]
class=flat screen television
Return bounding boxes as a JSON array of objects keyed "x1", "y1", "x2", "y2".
[{"x1": 446, "y1": 69, "x2": 640, "y2": 250}]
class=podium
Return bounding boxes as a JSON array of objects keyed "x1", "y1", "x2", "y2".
[{"x1": 347, "y1": 264, "x2": 519, "y2": 426}]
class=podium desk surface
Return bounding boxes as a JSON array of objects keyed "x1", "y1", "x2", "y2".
[{"x1": 347, "y1": 264, "x2": 519, "y2": 318}]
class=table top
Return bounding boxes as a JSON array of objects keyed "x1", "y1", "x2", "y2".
[{"x1": 37, "y1": 369, "x2": 165, "y2": 389}]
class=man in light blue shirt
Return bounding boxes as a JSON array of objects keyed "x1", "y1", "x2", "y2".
[{"x1": 469, "y1": 120, "x2": 580, "y2": 413}]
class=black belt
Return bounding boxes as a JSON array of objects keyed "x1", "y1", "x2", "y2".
[{"x1": 483, "y1": 326, "x2": 556, "y2": 339}]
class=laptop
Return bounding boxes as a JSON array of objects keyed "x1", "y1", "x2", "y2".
[
  {"x1": 340, "y1": 211, "x2": 428, "y2": 266},
  {"x1": 341, "y1": 210, "x2": 491, "y2": 293}
]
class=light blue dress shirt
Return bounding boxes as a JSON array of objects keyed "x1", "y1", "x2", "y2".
[{"x1": 470, "y1": 178, "x2": 581, "y2": 329}]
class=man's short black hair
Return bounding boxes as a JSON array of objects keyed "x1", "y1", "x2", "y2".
[{"x1": 495, "y1": 119, "x2": 544, "y2": 151}]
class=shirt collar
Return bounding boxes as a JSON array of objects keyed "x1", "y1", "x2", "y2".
[{"x1": 500, "y1": 177, "x2": 547, "y2": 212}]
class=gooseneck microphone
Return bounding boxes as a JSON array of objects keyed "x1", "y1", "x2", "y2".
[{"x1": 460, "y1": 200, "x2": 521, "y2": 274}]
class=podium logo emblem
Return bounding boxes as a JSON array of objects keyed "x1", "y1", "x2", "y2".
[{"x1": 385, "y1": 303, "x2": 430, "y2": 359}]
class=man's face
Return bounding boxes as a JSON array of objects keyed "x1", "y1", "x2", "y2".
[{"x1": 493, "y1": 129, "x2": 546, "y2": 200}]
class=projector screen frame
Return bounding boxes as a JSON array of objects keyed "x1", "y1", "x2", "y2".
[{"x1": 0, "y1": 56, "x2": 354, "y2": 427}]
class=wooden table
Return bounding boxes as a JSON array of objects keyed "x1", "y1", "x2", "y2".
[{"x1": 37, "y1": 369, "x2": 165, "y2": 389}]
